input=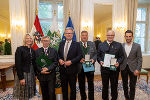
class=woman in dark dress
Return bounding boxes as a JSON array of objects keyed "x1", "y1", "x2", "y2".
[{"x1": 13, "y1": 34, "x2": 36, "y2": 100}]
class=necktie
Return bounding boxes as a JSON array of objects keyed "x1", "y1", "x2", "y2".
[
  {"x1": 44, "y1": 49, "x2": 47, "y2": 55},
  {"x1": 64, "y1": 41, "x2": 69, "y2": 61},
  {"x1": 84, "y1": 42, "x2": 86, "y2": 48}
]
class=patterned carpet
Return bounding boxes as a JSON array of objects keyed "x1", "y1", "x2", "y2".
[{"x1": 0, "y1": 77, "x2": 150, "y2": 100}]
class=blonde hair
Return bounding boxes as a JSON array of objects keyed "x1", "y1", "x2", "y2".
[{"x1": 23, "y1": 34, "x2": 33, "y2": 46}]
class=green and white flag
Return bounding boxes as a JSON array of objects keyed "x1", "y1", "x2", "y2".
[
  {"x1": 47, "y1": 30, "x2": 61, "y2": 51},
  {"x1": 47, "y1": 29, "x2": 61, "y2": 88}
]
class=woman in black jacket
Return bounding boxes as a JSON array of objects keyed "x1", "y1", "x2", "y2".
[{"x1": 13, "y1": 34, "x2": 36, "y2": 100}]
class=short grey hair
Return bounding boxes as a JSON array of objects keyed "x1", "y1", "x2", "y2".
[
  {"x1": 107, "y1": 30, "x2": 115, "y2": 35},
  {"x1": 65, "y1": 27, "x2": 74, "y2": 32},
  {"x1": 41, "y1": 36, "x2": 50, "y2": 41}
]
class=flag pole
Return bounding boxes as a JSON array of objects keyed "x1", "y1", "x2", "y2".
[
  {"x1": 36, "y1": 8, "x2": 38, "y2": 15},
  {"x1": 69, "y1": 9, "x2": 70, "y2": 16}
]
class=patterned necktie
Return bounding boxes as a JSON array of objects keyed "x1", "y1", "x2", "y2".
[
  {"x1": 64, "y1": 41, "x2": 69, "y2": 61},
  {"x1": 84, "y1": 42, "x2": 86, "y2": 48}
]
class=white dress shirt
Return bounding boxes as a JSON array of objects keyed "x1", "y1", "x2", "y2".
[
  {"x1": 82, "y1": 42, "x2": 87, "y2": 48},
  {"x1": 107, "y1": 41, "x2": 112, "y2": 45},
  {"x1": 64, "y1": 40, "x2": 72, "y2": 55},
  {"x1": 125, "y1": 42, "x2": 133, "y2": 57},
  {"x1": 43, "y1": 47, "x2": 48, "y2": 53}
]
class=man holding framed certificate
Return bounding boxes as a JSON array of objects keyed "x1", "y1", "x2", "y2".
[
  {"x1": 78, "y1": 31, "x2": 97, "y2": 100},
  {"x1": 97, "y1": 30, "x2": 124, "y2": 100},
  {"x1": 35, "y1": 36, "x2": 58, "y2": 100}
]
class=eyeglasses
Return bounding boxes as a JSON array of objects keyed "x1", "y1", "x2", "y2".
[{"x1": 65, "y1": 33, "x2": 73, "y2": 35}]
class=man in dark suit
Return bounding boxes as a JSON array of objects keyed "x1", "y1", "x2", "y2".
[
  {"x1": 78, "y1": 31, "x2": 97, "y2": 100},
  {"x1": 35, "y1": 36, "x2": 58, "y2": 100},
  {"x1": 58, "y1": 27, "x2": 82, "y2": 100},
  {"x1": 97, "y1": 30, "x2": 124, "y2": 100},
  {"x1": 120, "y1": 30, "x2": 142, "y2": 100}
]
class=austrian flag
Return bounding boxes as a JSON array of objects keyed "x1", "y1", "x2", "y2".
[{"x1": 30, "y1": 15, "x2": 44, "y2": 50}]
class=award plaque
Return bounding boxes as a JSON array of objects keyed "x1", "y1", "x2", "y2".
[
  {"x1": 110, "y1": 58, "x2": 117, "y2": 71},
  {"x1": 36, "y1": 54, "x2": 52, "y2": 68},
  {"x1": 85, "y1": 54, "x2": 91, "y2": 67},
  {"x1": 85, "y1": 54, "x2": 90, "y2": 61}
]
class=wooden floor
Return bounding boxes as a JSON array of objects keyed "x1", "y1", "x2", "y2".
[{"x1": 1, "y1": 69, "x2": 150, "y2": 89}]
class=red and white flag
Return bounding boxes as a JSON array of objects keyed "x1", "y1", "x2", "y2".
[{"x1": 30, "y1": 15, "x2": 44, "y2": 50}]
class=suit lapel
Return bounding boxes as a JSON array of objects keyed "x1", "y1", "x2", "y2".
[
  {"x1": 41, "y1": 47, "x2": 44, "y2": 55},
  {"x1": 87, "y1": 41, "x2": 91, "y2": 54},
  {"x1": 62, "y1": 42, "x2": 65, "y2": 58},
  {"x1": 47, "y1": 47, "x2": 51, "y2": 55},
  {"x1": 122, "y1": 43, "x2": 127, "y2": 58},
  {"x1": 80, "y1": 41, "x2": 82, "y2": 46},
  {"x1": 67, "y1": 41, "x2": 74, "y2": 56}
]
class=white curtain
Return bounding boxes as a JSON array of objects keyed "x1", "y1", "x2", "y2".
[
  {"x1": 126, "y1": 0, "x2": 138, "y2": 34},
  {"x1": 63, "y1": 0, "x2": 81, "y2": 41},
  {"x1": 80, "y1": 0, "x2": 94, "y2": 41},
  {"x1": 9, "y1": 0, "x2": 26, "y2": 55},
  {"x1": 112, "y1": 0, "x2": 127, "y2": 43},
  {"x1": 9, "y1": 0, "x2": 39, "y2": 55},
  {"x1": 113, "y1": 0, "x2": 138, "y2": 43},
  {"x1": 25, "y1": 0, "x2": 39, "y2": 33}
]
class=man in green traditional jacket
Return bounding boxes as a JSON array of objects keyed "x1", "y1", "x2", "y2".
[{"x1": 78, "y1": 31, "x2": 97, "y2": 100}]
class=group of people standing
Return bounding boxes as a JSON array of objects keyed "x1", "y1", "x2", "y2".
[{"x1": 13, "y1": 27, "x2": 142, "y2": 100}]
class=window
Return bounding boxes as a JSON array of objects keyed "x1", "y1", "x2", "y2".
[
  {"x1": 38, "y1": 2, "x2": 64, "y2": 36},
  {"x1": 135, "y1": 7, "x2": 150, "y2": 53}
]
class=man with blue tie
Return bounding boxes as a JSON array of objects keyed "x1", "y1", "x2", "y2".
[{"x1": 58, "y1": 27, "x2": 82, "y2": 100}]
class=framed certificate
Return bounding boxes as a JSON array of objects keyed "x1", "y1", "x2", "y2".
[{"x1": 103, "y1": 54, "x2": 115, "y2": 67}]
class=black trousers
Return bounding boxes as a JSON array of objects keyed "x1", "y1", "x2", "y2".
[
  {"x1": 40, "y1": 80, "x2": 56, "y2": 100},
  {"x1": 61, "y1": 73, "x2": 77, "y2": 100},
  {"x1": 101, "y1": 67, "x2": 119, "y2": 100},
  {"x1": 121, "y1": 65, "x2": 137, "y2": 100},
  {"x1": 78, "y1": 68, "x2": 94, "y2": 100}
]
